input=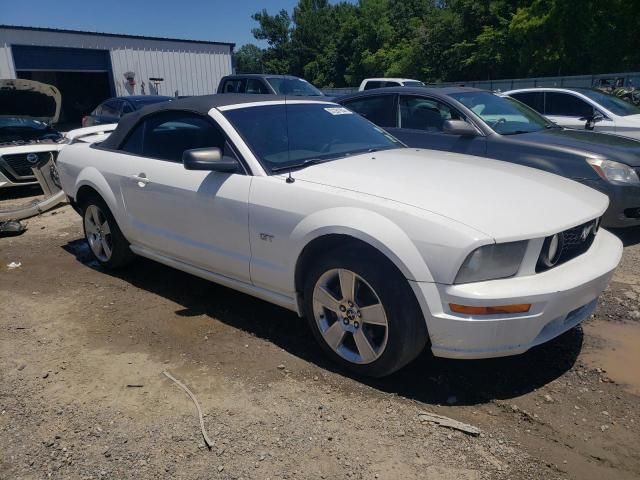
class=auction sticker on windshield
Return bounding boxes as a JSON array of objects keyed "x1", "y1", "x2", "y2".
[{"x1": 324, "y1": 107, "x2": 352, "y2": 115}]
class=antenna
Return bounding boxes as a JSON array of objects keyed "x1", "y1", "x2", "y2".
[{"x1": 284, "y1": 95, "x2": 295, "y2": 184}]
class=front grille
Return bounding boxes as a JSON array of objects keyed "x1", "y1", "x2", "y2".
[
  {"x1": 0, "y1": 151, "x2": 57, "y2": 183},
  {"x1": 536, "y1": 219, "x2": 598, "y2": 273}
]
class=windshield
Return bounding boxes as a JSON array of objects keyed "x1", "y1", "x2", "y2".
[
  {"x1": 223, "y1": 103, "x2": 403, "y2": 172},
  {"x1": 449, "y1": 92, "x2": 551, "y2": 135},
  {"x1": 266, "y1": 77, "x2": 324, "y2": 96},
  {"x1": 0, "y1": 117, "x2": 61, "y2": 143},
  {"x1": 578, "y1": 89, "x2": 640, "y2": 116}
]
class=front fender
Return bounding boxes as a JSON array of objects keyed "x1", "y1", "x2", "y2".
[{"x1": 289, "y1": 207, "x2": 434, "y2": 284}]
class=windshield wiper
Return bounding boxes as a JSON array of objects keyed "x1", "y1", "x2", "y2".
[
  {"x1": 271, "y1": 157, "x2": 327, "y2": 173},
  {"x1": 502, "y1": 130, "x2": 534, "y2": 135},
  {"x1": 271, "y1": 147, "x2": 394, "y2": 173}
]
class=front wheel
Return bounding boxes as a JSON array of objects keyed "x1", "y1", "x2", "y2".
[
  {"x1": 303, "y1": 245, "x2": 428, "y2": 377},
  {"x1": 81, "y1": 195, "x2": 134, "y2": 269}
]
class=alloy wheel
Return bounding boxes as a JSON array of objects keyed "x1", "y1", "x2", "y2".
[
  {"x1": 84, "y1": 204, "x2": 113, "y2": 262},
  {"x1": 312, "y1": 268, "x2": 389, "y2": 364}
]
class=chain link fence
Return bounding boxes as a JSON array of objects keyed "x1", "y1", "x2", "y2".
[{"x1": 321, "y1": 71, "x2": 640, "y2": 96}]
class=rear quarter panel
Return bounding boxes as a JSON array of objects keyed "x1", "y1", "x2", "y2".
[{"x1": 57, "y1": 143, "x2": 129, "y2": 235}]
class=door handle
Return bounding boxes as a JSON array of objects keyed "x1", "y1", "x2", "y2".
[{"x1": 131, "y1": 173, "x2": 150, "y2": 187}]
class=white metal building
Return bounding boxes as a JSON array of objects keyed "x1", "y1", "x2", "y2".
[{"x1": 0, "y1": 25, "x2": 234, "y2": 124}]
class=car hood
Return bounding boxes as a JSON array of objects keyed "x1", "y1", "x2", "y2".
[
  {"x1": 0, "y1": 79, "x2": 61, "y2": 124},
  {"x1": 291, "y1": 148, "x2": 608, "y2": 241},
  {"x1": 511, "y1": 128, "x2": 640, "y2": 166}
]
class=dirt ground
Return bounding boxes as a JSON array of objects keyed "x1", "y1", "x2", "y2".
[{"x1": 1, "y1": 205, "x2": 639, "y2": 480}]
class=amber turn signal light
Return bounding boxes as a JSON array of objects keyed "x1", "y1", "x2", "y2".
[{"x1": 449, "y1": 303, "x2": 531, "y2": 315}]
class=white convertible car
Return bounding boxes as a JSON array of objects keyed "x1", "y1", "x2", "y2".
[{"x1": 57, "y1": 95, "x2": 623, "y2": 377}]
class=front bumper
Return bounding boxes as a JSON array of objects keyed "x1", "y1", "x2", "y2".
[
  {"x1": 411, "y1": 229, "x2": 623, "y2": 359},
  {"x1": 604, "y1": 183, "x2": 640, "y2": 228},
  {"x1": 580, "y1": 179, "x2": 640, "y2": 228}
]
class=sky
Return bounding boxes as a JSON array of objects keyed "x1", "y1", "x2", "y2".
[{"x1": 2, "y1": 0, "x2": 342, "y2": 48}]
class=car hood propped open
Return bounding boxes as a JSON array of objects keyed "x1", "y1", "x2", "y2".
[
  {"x1": 291, "y1": 148, "x2": 608, "y2": 241},
  {"x1": 0, "y1": 79, "x2": 62, "y2": 124}
]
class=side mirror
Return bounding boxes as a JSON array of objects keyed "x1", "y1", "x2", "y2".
[
  {"x1": 580, "y1": 112, "x2": 604, "y2": 131},
  {"x1": 443, "y1": 119, "x2": 479, "y2": 137},
  {"x1": 183, "y1": 147, "x2": 239, "y2": 173}
]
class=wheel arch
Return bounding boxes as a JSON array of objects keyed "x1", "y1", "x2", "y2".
[
  {"x1": 290, "y1": 208, "x2": 434, "y2": 304},
  {"x1": 73, "y1": 168, "x2": 119, "y2": 214}
]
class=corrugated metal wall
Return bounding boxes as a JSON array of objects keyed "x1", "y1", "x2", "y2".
[{"x1": 0, "y1": 27, "x2": 233, "y2": 97}]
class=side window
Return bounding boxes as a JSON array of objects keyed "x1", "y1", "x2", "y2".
[
  {"x1": 222, "y1": 79, "x2": 246, "y2": 93},
  {"x1": 120, "y1": 122, "x2": 144, "y2": 155},
  {"x1": 511, "y1": 92, "x2": 544, "y2": 113},
  {"x1": 101, "y1": 100, "x2": 122, "y2": 118},
  {"x1": 399, "y1": 96, "x2": 462, "y2": 132},
  {"x1": 119, "y1": 112, "x2": 238, "y2": 164},
  {"x1": 363, "y1": 81, "x2": 384, "y2": 91},
  {"x1": 343, "y1": 95, "x2": 396, "y2": 127},
  {"x1": 384, "y1": 81, "x2": 401, "y2": 87},
  {"x1": 121, "y1": 102, "x2": 134, "y2": 115},
  {"x1": 246, "y1": 79, "x2": 270, "y2": 94},
  {"x1": 545, "y1": 92, "x2": 594, "y2": 117}
]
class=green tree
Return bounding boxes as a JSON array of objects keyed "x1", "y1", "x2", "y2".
[
  {"x1": 234, "y1": 44, "x2": 264, "y2": 74},
  {"x1": 249, "y1": 0, "x2": 639, "y2": 87},
  {"x1": 251, "y1": 8, "x2": 292, "y2": 74},
  {"x1": 290, "y1": 0, "x2": 333, "y2": 78}
]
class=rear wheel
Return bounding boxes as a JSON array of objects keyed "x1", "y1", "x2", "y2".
[
  {"x1": 81, "y1": 195, "x2": 134, "y2": 269},
  {"x1": 303, "y1": 245, "x2": 428, "y2": 377}
]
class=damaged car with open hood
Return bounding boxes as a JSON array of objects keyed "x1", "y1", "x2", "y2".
[{"x1": 0, "y1": 79, "x2": 65, "y2": 190}]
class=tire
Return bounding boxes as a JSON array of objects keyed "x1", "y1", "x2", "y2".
[
  {"x1": 80, "y1": 194, "x2": 134, "y2": 269},
  {"x1": 303, "y1": 244, "x2": 428, "y2": 377}
]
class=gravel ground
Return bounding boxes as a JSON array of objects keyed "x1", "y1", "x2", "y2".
[{"x1": 1, "y1": 205, "x2": 639, "y2": 480}]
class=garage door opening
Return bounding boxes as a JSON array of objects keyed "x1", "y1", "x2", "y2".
[
  {"x1": 16, "y1": 71, "x2": 111, "y2": 129},
  {"x1": 12, "y1": 45, "x2": 114, "y2": 129}
]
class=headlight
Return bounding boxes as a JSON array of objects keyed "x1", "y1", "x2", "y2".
[
  {"x1": 586, "y1": 158, "x2": 640, "y2": 185},
  {"x1": 538, "y1": 233, "x2": 563, "y2": 268},
  {"x1": 455, "y1": 241, "x2": 527, "y2": 284}
]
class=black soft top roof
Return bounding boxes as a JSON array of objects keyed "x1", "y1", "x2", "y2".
[{"x1": 101, "y1": 94, "x2": 333, "y2": 149}]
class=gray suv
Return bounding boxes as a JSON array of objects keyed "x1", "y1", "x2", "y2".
[{"x1": 338, "y1": 87, "x2": 640, "y2": 228}]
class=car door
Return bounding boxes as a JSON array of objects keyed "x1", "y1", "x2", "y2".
[
  {"x1": 388, "y1": 95, "x2": 486, "y2": 156},
  {"x1": 544, "y1": 92, "x2": 616, "y2": 134},
  {"x1": 245, "y1": 78, "x2": 271, "y2": 94},
  {"x1": 510, "y1": 91, "x2": 545, "y2": 115},
  {"x1": 221, "y1": 78, "x2": 247, "y2": 94},
  {"x1": 341, "y1": 94, "x2": 398, "y2": 128},
  {"x1": 117, "y1": 111, "x2": 252, "y2": 282}
]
